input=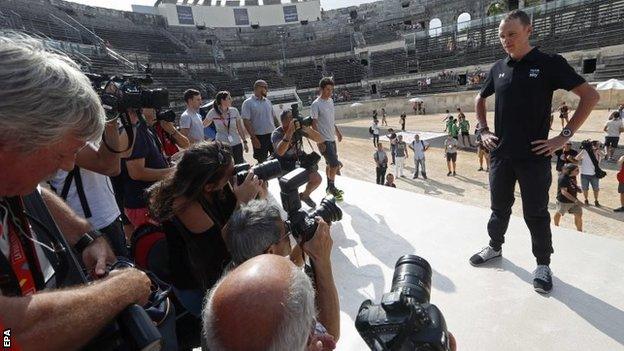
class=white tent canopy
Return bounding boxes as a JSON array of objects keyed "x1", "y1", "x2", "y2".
[{"x1": 596, "y1": 79, "x2": 624, "y2": 91}]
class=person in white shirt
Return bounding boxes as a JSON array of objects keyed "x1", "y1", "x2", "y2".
[
  {"x1": 371, "y1": 119, "x2": 380, "y2": 147},
  {"x1": 444, "y1": 134, "x2": 458, "y2": 176},
  {"x1": 180, "y1": 89, "x2": 205, "y2": 144},
  {"x1": 409, "y1": 134, "x2": 429, "y2": 179},
  {"x1": 394, "y1": 135, "x2": 408, "y2": 178},
  {"x1": 574, "y1": 140, "x2": 605, "y2": 206},
  {"x1": 203, "y1": 91, "x2": 249, "y2": 164},
  {"x1": 603, "y1": 111, "x2": 623, "y2": 162}
]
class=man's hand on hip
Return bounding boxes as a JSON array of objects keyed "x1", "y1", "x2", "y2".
[{"x1": 531, "y1": 135, "x2": 568, "y2": 156}]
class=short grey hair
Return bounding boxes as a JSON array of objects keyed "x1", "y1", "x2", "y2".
[
  {"x1": 0, "y1": 31, "x2": 105, "y2": 152},
  {"x1": 202, "y1": 264, "x2": 316, "y2": 351},
  {"x1": 224, "y1": 199, "x2": 282, "y2": 265}
]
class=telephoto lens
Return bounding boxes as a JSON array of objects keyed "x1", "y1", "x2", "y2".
[
  {"x1": 310, "y1": 196, "x2": 343, "y2": 224},
  {"x1": 391, "y1": 254, "x2": 432, "y2": 304},
  {"x1": 235, "y1": 159, "x2": 282, "y2": 185}
]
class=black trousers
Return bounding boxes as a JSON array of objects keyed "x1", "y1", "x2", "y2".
[
  {"x1": 376, "y1": 166, "x2": 387, "y2": 185},
  {"x1": 231, "y1": 143, "x2": 244, "y2": 164},
  {"x1": 253, "y1": 133, "x2": 274, "y2": 163},
  {"x1": 373, "y1": 134, "x2": 379, "y2": 147},
  {"x1": 487, "y1": 157, "x2": 553, "y2": 265}
]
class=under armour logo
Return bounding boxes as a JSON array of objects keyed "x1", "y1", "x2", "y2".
[{"x1": 498, "y1": 73, "x2": 505, "y2": 78}]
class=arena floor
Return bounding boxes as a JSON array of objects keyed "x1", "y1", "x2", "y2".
[
  {"x1": 327, "y1": 109, "x2": 624, "y2": 240},
  {"x1": 265, "y1": 177, "x2": 624, "y2": 351}
]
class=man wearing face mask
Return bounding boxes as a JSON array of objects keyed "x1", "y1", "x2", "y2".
[
  {"x1": 223, "y1": 199, "x2": 340, "y2": 342},
  {"x1": 241, "y1": 80, "x2": 279, "y2": 163}
]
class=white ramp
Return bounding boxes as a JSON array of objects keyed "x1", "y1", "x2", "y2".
[{"x1": 269, "y1": 176, "x2": 624, "y2": 350}]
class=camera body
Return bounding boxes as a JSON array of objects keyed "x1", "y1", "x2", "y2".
[
  {"x1": 279, "y1": 166, "x2": 342, "y2": 242},
  {"x1": 86, "y1": 73, "x2": 170, "y2": 120},
  {"x1": 291, "y1": 103, "x2": 313, "y2": 131},
  {"x1": 234, "y1": 159, "x2": 283, "y2": 185},
  {"x1": 356, "y1": 255, "x2": 451, "y2": 351},
  {"x1": 156, "y1": 109, "x2": 176, "y2": 123}
]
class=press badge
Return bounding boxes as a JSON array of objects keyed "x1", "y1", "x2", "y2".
[{"x1": 227, "y1": 135, "x2": 234, "y2": 143}]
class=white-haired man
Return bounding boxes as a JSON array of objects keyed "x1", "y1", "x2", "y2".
[
  {"x1": 0, "y1": 32, "x2": 151, "y2": 350},
  {"x1": 223, "y1": 199, "x2": 340, "y2": 341},
  {"x1": 202, "y1": 254, "x2": 336, "y2": 351}
]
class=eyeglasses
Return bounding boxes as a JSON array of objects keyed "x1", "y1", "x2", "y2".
[{"x1": 263, "y1": 221, "x2": 292, "y2": 253}]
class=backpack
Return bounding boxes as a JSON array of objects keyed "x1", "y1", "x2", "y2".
[
  {"x1": 369, "y1": 126, "x2": 374, "y2": 134},
  {"x1": 131, "y1": 223, "x2": 171, "y2": 284}
]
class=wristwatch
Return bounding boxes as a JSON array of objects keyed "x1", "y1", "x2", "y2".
[
  {"x1": 560, "y1": 127, "x2": 573, "y2": 138},
  {"x1": 478, "y1": 126, "x2": 490, "y2": 133},
  {"x1": 74, "y1": 230, "x2": 104, "y2": 254}
]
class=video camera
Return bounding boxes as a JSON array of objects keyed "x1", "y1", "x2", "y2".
[
  {"x1": 85, "y1": 73, "x2": 170, "y2": 121},
  {"x1": 234, "y1": 159, "x2": 283, "y2": 185},
  {"x1": 278, "y1": 152, "x2": 342, "y2": 242},
  {"x1": 355, "y1": 255, "x2": 451, "y2": 351}
]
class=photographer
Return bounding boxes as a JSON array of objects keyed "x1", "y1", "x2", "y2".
[
  {"x1": 121, "y1": 107, "x2": 175, "y2": 229},
  {"x1": 0, "y1": 32, "x2": 150, "y2": 350},
  {"x1": 223, "y1": 199, "x2": 340, "y2": 340},
  {"x1": 49, "y1": 118, "x2": 130, "y2": 257},
  {"x1": 272, "y1": 109, "x2": 323, "y2": 208},
  {"x1": 148, "y1": 142, "x2": 263, "y2": 317},
  {"x1": 144, "y1": 107, "x2": 190, "y2": 158},
  {"x1": 202, "y1": 255, "x2": 337, "y2": 351}
]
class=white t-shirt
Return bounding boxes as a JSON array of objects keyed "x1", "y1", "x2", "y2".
[
  {"x1": 180, "y1": 109, "x2": 205, "y2": 143},
  {"x1": 207, "y1": 107, "x2": 243, "y2": 146},
  {"x1": 411, "y1": 140, "x2": 429, "y2": 159},
  {"x1": 371, "y1": 123, "x2": 380, "y2": 135},
  {"x1": 49, "y1": 168, "x2": 120, "y2": 230},
  {"x1": 576, "y1": 149, "x2": 601, "y2": 176},
  {"x1": 311, "y1": 97, "x2": 336, "y2": 142},
  {"x1": 605, "y1": 118, "x2": 623, "y2": 137}
]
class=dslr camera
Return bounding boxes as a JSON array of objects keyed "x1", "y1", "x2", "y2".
[
  {"x1": 356, "y1": 255, "x2": 451, "y2": 351},
  {"x1": 291, "y1": 103, "x2": 313, "y2": 131},
  {"x1": 234, "y1": 159, "x2": 283, "y2": 185},
  {"x1": 279, "y1": 157, "x2": 342, "y2": 242}
]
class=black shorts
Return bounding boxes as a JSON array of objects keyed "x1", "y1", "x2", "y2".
[
  {"x1": 461, "y1": 131, "x2": 470, "y2": 136},
  {"x1": 605, "y1": 136, "x2": 620, "y2": 148},
  {"x1": 446, "y1": 153, "x2": 457, "y2": 162},
  {"x1": 321, "y1": 141, "x2": 340, "y2": 168}
]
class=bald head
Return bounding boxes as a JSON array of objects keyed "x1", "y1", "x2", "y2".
[{"x1": 202, "y1": 255, "x2": 316, "y2": 351}]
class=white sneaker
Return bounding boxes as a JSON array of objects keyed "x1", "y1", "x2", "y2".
[{"x1": 469, "y1": 246, "x2": 502, "y2": 266}]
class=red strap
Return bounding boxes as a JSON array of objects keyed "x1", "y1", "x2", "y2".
[{"x1": 7, "y1": 222, "x2": 36, "y2": 296}]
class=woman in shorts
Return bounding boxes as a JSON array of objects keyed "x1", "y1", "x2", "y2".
[{"x1": 554, "y1": 163, "x2": 583, "y2": 232}]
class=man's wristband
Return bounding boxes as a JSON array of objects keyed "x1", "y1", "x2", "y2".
[
  {"x1": 478, "y1": 126, "x2": 490, "y2": 133},
  {"x1": 74, "y1": 230, "x2": 104, "y2": 254},
  {"x1": 282, "y1": 138, "x2": 290, "y2": 143}
]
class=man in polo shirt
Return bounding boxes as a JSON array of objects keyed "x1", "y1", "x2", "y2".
[
  {"x1": 311, "y1": 77, "x2": 344, "y2": 201},
  {"x1": 242, "y1": 80, "x2": 279, "y2": 163},
  {"x1": 180, "y1": 89, "x2": 205, "y2": 144},
  {"x1": 468, "y1": 10, "x2": 599, "y2": 294}
]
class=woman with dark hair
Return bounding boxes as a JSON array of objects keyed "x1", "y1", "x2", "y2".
[
  {"x1": 203, "y1": 91, "x2": 248, "y2": 164},
  {"x1": 148, "y1": 141, "x2": 262, "y2": 317}
]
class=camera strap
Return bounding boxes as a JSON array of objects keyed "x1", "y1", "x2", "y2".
[
  {"x1": 103, "y1": 114, "x2": 134, "y2": 154},
  {"x1": 59, "y1": 166, "x2": 93, "y2": 219}
]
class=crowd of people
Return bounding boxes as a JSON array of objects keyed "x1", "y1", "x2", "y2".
[
  {"x1": 2, "y1": 8, "x2": 624, "y2": 350},
  {"x1": 0, "y1": 32, "x2": 355, "y2": 351}
]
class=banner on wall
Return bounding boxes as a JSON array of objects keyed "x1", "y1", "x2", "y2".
[
  {"x1": 234, "y1": 8, "x2": 250, "y2": 25},
  {"x1": 176, "y1": 5, "x2": 194, "y2": 25},
  {"x1": 283, "y1": 5, "x2": 298, "y2": 23}
]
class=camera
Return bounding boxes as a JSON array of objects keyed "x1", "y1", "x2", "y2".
[
  {"x1": 291, "y1": 103, "x2": 313, "y2": 131},
  {"x1": 279, "y1": 167, "x2": 342, "y2": 242},
  {"x1": 234, "y1": 159, "x2": 283, "y2": 185},
  {"x1": 355, "y1": 255, "x2": 451, "y2": 351},
  {"x1": 156, "y1": 109, "x2": 176, "y2": 123},
  {"x1": 86, "y1": 73, "x2": 170, "y2": 120}
]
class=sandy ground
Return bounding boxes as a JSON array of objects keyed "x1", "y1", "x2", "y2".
[
  {"x1": 240, "y1": 109, "x2": 623, "y2": 239},
  {"x1": 330, "y1": 109, "x2": 623, "y2": 240}
]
